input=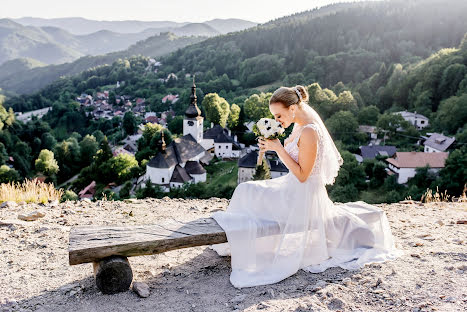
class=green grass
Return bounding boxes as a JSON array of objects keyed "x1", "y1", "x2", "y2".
[{"x1": 205, "y1": 160, "x2": 238, "y2": 187}]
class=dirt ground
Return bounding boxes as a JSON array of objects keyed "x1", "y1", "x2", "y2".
[{"x1": 0, "y1": 198, "x2": 466, "y2": 312}]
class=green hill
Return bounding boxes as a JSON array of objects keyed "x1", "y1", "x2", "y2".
[
  {"x1": 0, "y1": 58, "x2": 46, "y2": 81},
  {"x1": 159, "y1": 0, "x2": 466, "y2": 91},
  {"x1": 0, "y1": 32, "x2": 206, "y2": 95}
]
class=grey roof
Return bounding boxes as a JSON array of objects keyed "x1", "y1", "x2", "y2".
[
  {"x1": 214, "y1": 132, "x2": 242, "y2": 150},
  {"x1": 185, "y1": 161, "x2": 206, "y2": 175},
  {"x1": 360, "y1": 145, "x2": 397, "y2": 159},
  {"x1": 170, "y1": 164, "x2": 193, "y2": 183},
  {"x1": 395, "y1": 111, "x2": 429, "y2": 120},
  {"x1": 269, "y1": 159, "x2": 288, "y2": 172},
  {"x1": 123, "y1": 142, "x2": 137, "y2": 153},
  {"x1": 147, "y1": 144, "x2": 178, "y2": 168},
  {"x1": 174, "y1": 134, "x2": 206, "y2": 163},
  {"x1": 147, "y1": 134, "x2": 205, "y2": 169},
  {"x1": 238, "y1": 151, "x2": 258, "y2": 168},
  {"x1": 424, "y1": 133, "x2": 455, "y2": 151},
  {"x1": 203, "y1": 125, "x2": 227, "y2": 139},
  {"x1": 204, "y1": 125, "x2": 241, "y2": 149}
]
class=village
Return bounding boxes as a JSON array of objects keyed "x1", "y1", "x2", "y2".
[{"x1": 71, "y1": 76, "x2": 457, "y2": 200}]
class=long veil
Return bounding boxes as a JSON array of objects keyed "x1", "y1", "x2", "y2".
[{"x1": 303, "y1": 104, "x2": 343, "y2": 185}]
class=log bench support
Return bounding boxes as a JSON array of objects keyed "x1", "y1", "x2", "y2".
[{"x1": 93, "y1": 256, "x2": 133, "y2": 294}]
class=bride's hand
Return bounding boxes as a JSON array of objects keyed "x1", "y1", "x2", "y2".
[{"x1": 258, "y1": 137, "x2": 282, "y2": 152}]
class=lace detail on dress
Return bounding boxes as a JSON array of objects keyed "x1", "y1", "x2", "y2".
[{"x1": 284, "y1": 123, "x2": 324, "y2": 178}]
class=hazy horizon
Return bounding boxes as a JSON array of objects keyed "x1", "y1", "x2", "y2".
[{"x1": 2, "y1": 0, "x2": 381, "y2": 24}]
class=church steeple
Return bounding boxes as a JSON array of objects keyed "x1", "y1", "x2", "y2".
[
  {"x1": 161, "y1": 130, "x2": 166, "y2": 152},
  {"x1": 185, "y1": 76, "x2": 201, "y2": 119}
]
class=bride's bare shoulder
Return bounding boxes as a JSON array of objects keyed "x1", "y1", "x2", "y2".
[{"x1": 297, "y1": 127, "x2": 319, "y2": 147}]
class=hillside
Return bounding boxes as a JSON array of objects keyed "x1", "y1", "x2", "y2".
[
  {"x1": 204, "y1": 19, "x2": 257, "y2": 34},
  {"x1": 0, "y1": 19, "x2": 83, "y2": 65},
  {"x1": 173, "y1": 23, "x2": 220, "y2": 37},
  {"x1": 0, "y1": 199, "x2": 465, "y2": 311},
  {"x1": 0, "y1": 32, "x2": 206, "y2": 95},
  {"x1": 0, "y1": 58, "x2": 46, "y2": 81},
  {"x1": 160, "y1": 0, "x2": 467, "y2": 90}
]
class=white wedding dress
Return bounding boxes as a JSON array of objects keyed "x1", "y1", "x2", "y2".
[{"x1": 209, "y1": 117, "x2": 404, "y2": 289}]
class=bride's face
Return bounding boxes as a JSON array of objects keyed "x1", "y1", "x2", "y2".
[{"x1": 269, "y1": 102, "x2": 294, "y2": 128}]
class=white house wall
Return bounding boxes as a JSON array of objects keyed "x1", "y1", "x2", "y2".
[
  {"x1": 271, "y1": 171, "x2": 287, "y2": 179},
  {"x1": 424, "y1": 146, "x2": 443, "y2": 153},
  {"x1": 215, "y1": 143, "x2": 240, "y2": 158},
  {"x1": 238, "y1": 167, "x2": 255, "y2": 183},
  {"x1": 191, "y1": 173, "x2": 206, "y2": 183},
  {"x1": 147, "y1": 166, "x2": 175, "y2": 185}
]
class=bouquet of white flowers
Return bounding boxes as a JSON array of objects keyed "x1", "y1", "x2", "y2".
[{"x1": 253, "y1": 118, "x2": 286, "y2": 166}]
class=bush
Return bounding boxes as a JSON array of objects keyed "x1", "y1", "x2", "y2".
[
  {"x1": 119, "y1": 181, "x2": 133, "y2": 199},
  {"x1": 61, "y1": 190, "x2": 78, "y2": 202}
]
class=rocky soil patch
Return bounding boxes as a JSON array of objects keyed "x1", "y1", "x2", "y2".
[{"x1": 0, "y1": 198, "x2": 465, "y2": 311}]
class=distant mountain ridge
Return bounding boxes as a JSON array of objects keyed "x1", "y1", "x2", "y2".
[
  {"x1": 0, "y1": 18, "x2": 257, "y2": 66},
  {"x1": 13, "y1": 17, "x2": 257, "y2": 36}
]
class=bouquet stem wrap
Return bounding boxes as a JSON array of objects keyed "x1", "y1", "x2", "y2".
[{"x1": 257, "y1": 150, "x2": 265, "y2": 166}]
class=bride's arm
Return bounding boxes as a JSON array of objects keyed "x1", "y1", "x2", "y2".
[{"x1": 276, "y1": 127, "x2": 318, "y2": 183}]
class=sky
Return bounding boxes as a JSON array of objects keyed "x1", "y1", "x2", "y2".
[{"x1": 2, "y1": 0, "x2": 378, "y2": 23}]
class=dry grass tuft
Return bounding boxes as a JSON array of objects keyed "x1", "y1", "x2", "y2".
[
  {"x1": 421, "y1": 187, "x2": 451, "y2": 203},
  {"x1": 0, "y1": 179, "x2": 63, "y2": 204}
]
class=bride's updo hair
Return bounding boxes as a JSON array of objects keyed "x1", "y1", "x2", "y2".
[{"x1": 269, "y1": 85, "x2": 309, "y2": 108}]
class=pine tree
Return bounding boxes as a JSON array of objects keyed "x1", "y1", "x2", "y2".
[{"x1": 253, "y1": 158, "x2": 271, "y2": 180}]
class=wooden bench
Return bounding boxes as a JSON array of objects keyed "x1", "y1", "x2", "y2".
[
  {"x1": 69, "y1": 211, "x2": 378, "y2": 294},
  {"x1": 68, "y1": 217, "x2": 280, "y2": 294}
]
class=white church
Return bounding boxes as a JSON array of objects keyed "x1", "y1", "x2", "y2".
[{"x1": 144, "y1": 80, "x2": 209, "y2": 191}]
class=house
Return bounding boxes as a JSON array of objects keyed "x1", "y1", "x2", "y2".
[
  {"x1": 123, "y1": 141, "x2": 138, "y2": 155},
  {"x1": 145, "y1": 116, "x2": 159, "y2": 124},
  {"x1": 143, "y1": 80, "x2": 208, "y2": 191},
  {"x1": 358, "y1": 125, "x2": 378, "y2": 143},
  {"x1": 202, "y1": 124, "x2": 241, "y2": 159},
  {"x1": 79, "y1": 181, "x2": 96, "y2": 199},
  {"x1": 112, "y1": 146, "x2": 133, "y2": 157},
  {"x1": 166, "y1": 73, "x2": 178, "y2": 81},
  {"x1": 237, "y1": 151, "x2": 258, "y2": 183},
  {"x1": 385, "y1": 152, "x2": 449, "y2": 184},
  {"x1": 15, "y1": 107, "x2": 52, "y2": 123},
  {"x1": 237, "y1": 151, "x2": 289, "y2": 183},
  {"x1": 269, "y1": 158, "x2": 289, "y2": 178},
  {"x1": 360, "y1": 145, "x2": 397, "y2": 160},
  {"x1": 162, "y1": 94, "x2": 179, "y2": 104},
  {"x1": 423, "y1": 133, "x2": 455, "y2": 153},
  {"x1": 244, "y1": 121, "x2": 256, "y2": 133},
  {"x1": 393, "y1": 111, "x2": 429, "y2": 130}
]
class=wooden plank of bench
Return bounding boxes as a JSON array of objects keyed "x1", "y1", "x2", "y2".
[{"x1": 69, "y1": 217, "x2": 280, "y2": 265}]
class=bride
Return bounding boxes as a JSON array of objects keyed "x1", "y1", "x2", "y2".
[{"x1": 210, "y1": 85, "x2": 404, "y2": 288}]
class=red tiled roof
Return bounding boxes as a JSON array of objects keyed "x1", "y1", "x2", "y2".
[
  {"x1": 79, "y1": 181, "x2": 96, "y2": 197},
  {"x1": 386, "y1": 152, "x2": 448, "y2": 168}
]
